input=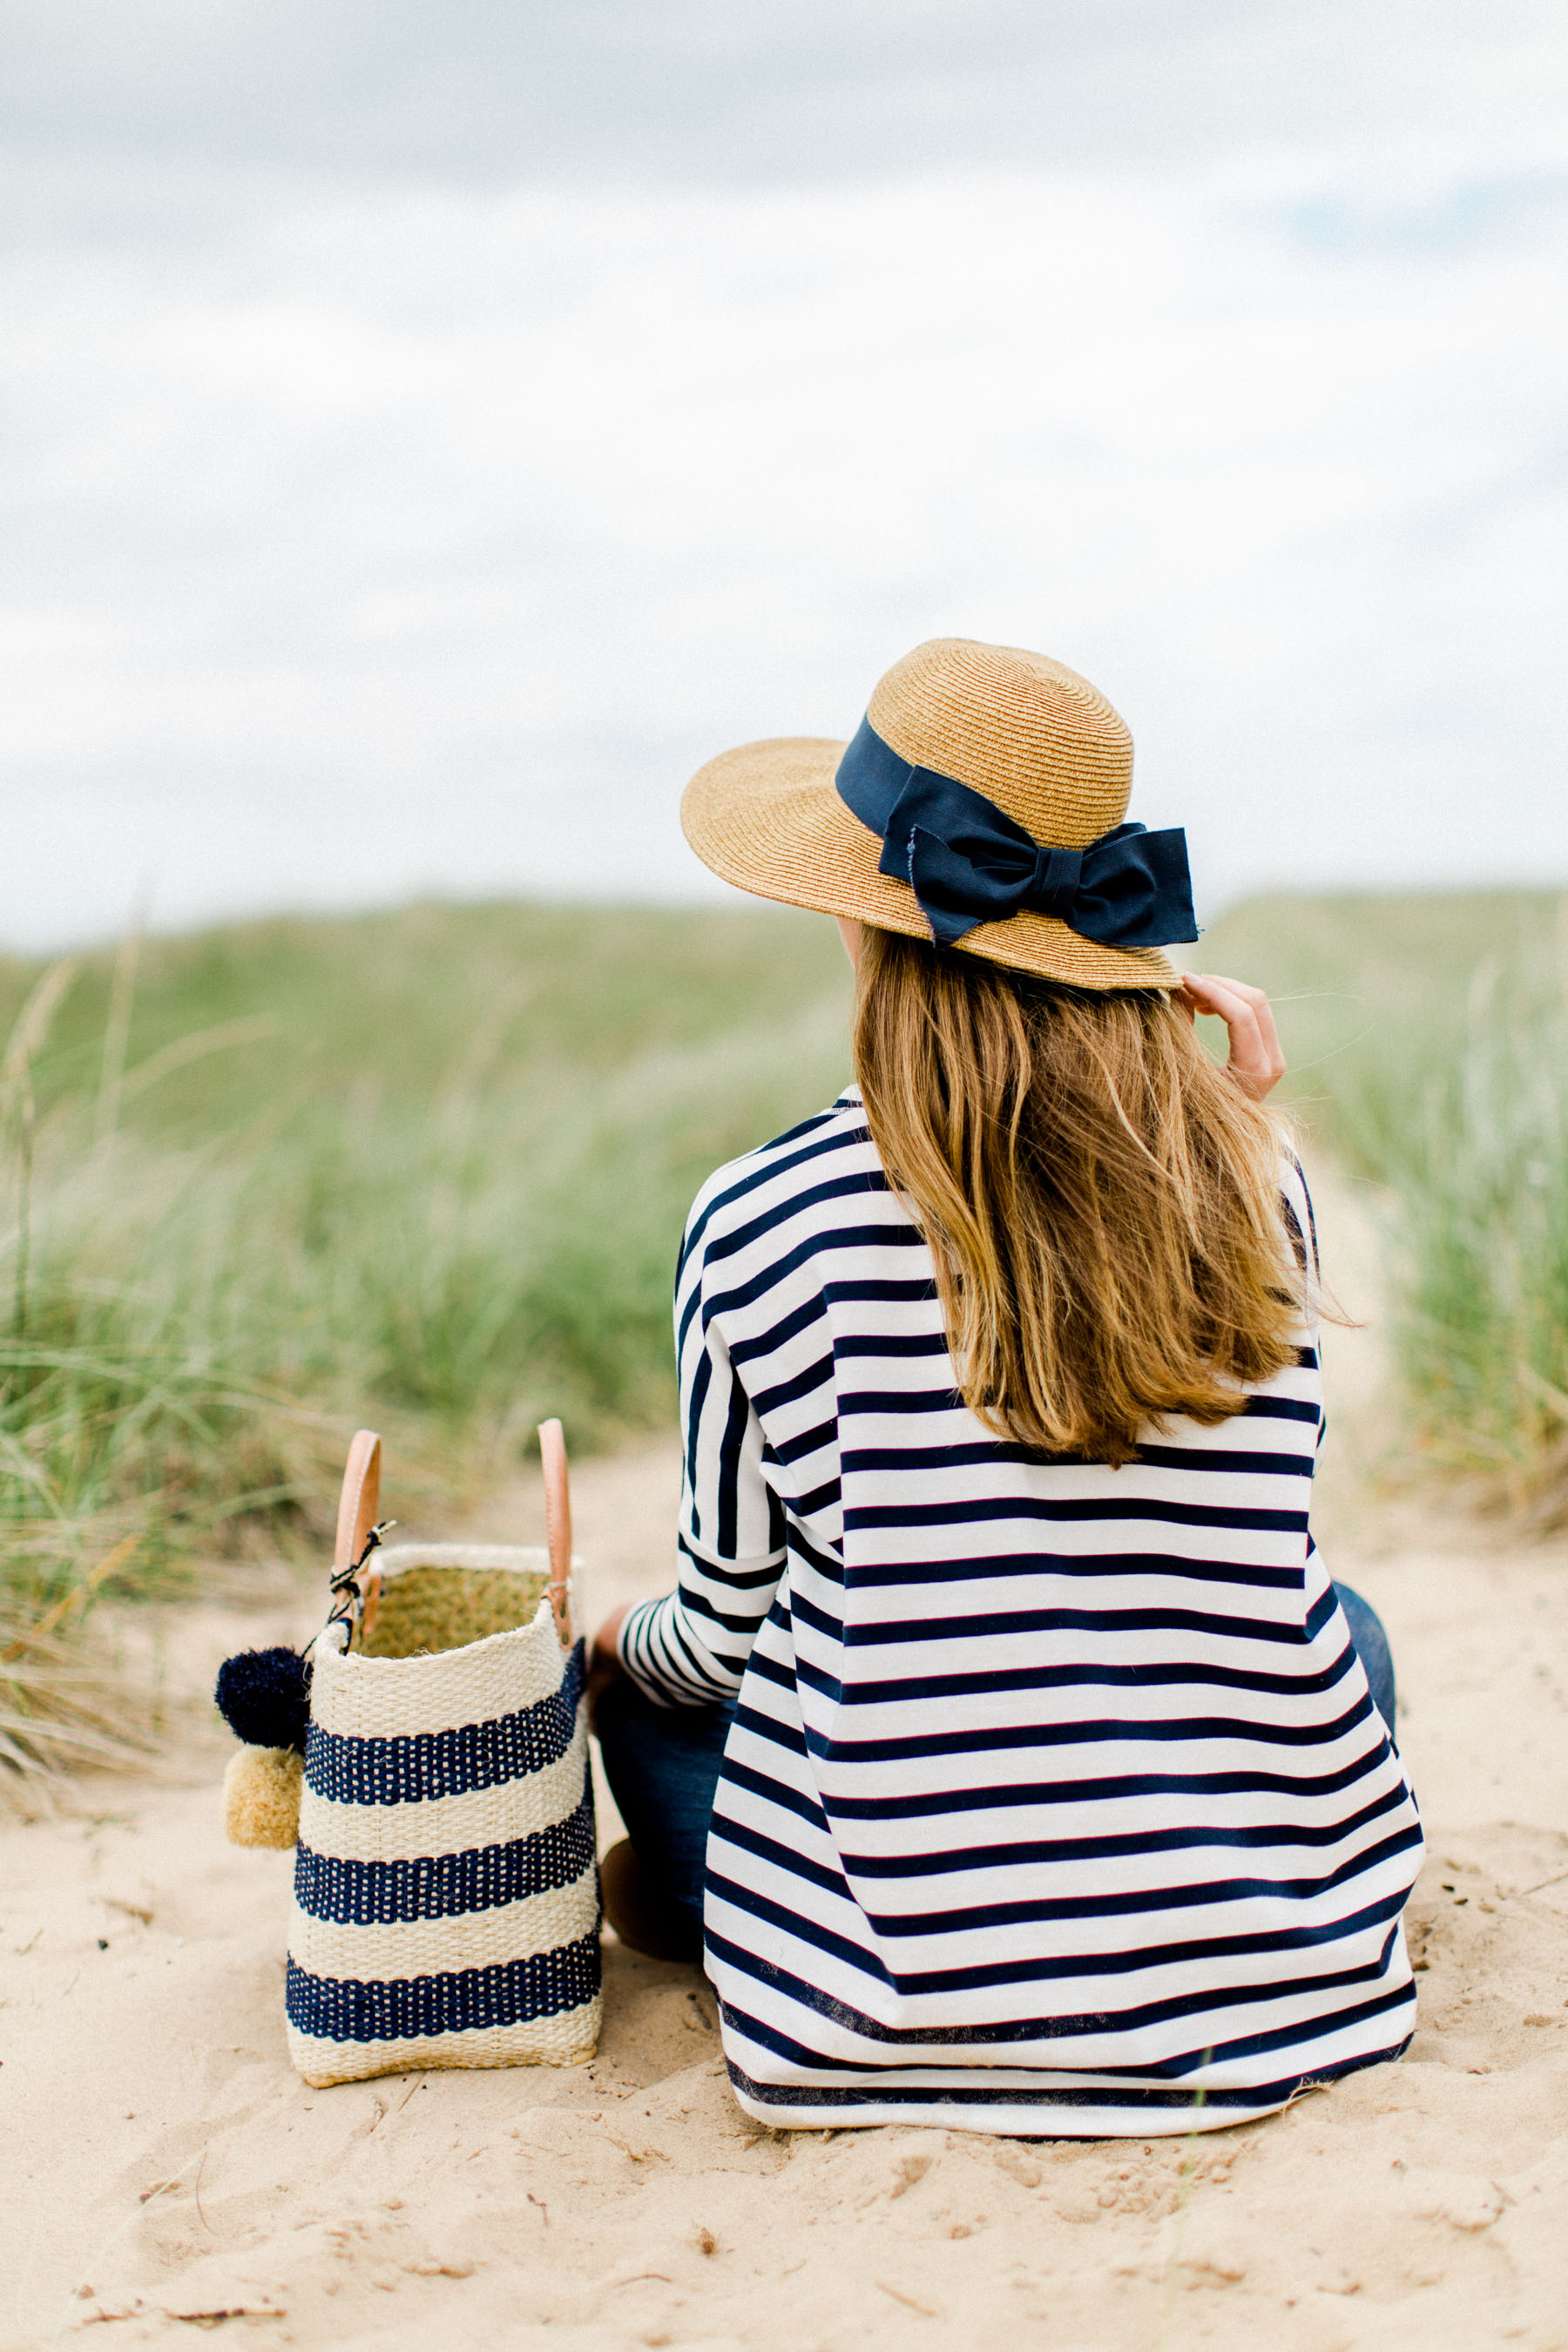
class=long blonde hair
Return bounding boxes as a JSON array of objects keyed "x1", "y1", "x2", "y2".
[{"x1": 851, "y1": 928, "x2": 1302, "y2": 1463}]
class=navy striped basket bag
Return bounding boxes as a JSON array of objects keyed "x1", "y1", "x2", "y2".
[{"x1": 224, "y1": 1423, "x2": 602, "y2": 2087}]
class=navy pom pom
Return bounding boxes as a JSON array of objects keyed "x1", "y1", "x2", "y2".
[{"x1": 214, "y1": 1646, "x2": 312, "y2": 1752}]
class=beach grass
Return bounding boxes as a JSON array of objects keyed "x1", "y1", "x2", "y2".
[
  {"x1": 0, "y1": 902, "x2": 851, "y2": 1765},
  {"x1": 2, "y1": 883, "x2": 1565, "y2": 1766},
  {"x1": 1205, "y1": 888, "x2": 1568, "y2": 1516}
]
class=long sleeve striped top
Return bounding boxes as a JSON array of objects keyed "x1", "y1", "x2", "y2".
[{"x1": 618, "y1": 1086, "x2": 1423, "y2": 2136}]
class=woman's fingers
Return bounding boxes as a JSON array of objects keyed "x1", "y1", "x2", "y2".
[
  {"x1": 1193, "y1": 975, "x2": 1284, "y2": 1071},
  {"x1": 1179, "y1": 973, "x2": 1287, "y2": 1101},
  {"x1": 1180, "y1": 973, "x2": 1286, "y2": 1099}
]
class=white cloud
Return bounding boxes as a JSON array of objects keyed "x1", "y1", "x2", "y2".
[{"x1": 2, "y1": 25, "x2": 1566, "y2": 944}]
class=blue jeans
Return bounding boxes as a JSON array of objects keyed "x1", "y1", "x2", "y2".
[
  {"x1": 596, "y1": 1675, "x2": 737, "y2": 1956},
  {"x1": 1336, "y1": 1581, "x2": 1396, "y2": 1737},
  {"x1": 595, "y1": 1581, "x2": 1397, "y2": 1939}
]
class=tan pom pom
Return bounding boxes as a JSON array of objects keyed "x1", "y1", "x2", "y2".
[{"x1": 222, "y1": 1744, "x2": 303, "y2": 1848}]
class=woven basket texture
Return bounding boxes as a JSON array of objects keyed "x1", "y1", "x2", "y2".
[
  {"x1": 680, "y1": 636, "x2": 1182, "y2": 992},
  {"x1": 285, "y1": 1544, "x2": 601, "y2": 2088},
  {"x1": 361, "y1": 1546, "x2": 554, "y2": 1659}
]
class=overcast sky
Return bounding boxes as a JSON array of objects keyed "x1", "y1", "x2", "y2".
[{"x1": 3, "y1": 2, "x2": 1566, "y2": 947}]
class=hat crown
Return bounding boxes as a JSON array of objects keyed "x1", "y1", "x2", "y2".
[{"x1": 867, "y1": 639, "x2": 1132, "y2": 853}]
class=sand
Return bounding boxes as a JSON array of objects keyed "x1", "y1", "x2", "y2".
[{"x1": 4, "y1": 1177, "x2": 1568, "y2": 2350}]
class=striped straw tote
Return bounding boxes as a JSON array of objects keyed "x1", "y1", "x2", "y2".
[{"x1": 284, "y1": 1423, "x2": 602, "y2": 2087}]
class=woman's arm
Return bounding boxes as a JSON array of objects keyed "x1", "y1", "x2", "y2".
[{"x1": 591, "y1": 1205, "x2": 787, "y2": 1710}]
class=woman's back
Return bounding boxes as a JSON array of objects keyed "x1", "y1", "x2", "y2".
[
  {"x1": 621, "y1": 1088, "x2": 1423, "y2": 2136},
  {"x1": 603, "y1": 634, "x2": 1422, "y2": 2134}
]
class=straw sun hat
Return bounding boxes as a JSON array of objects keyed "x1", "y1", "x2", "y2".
[{"x1": 681, "y1": 637, "x2": 1197, "y2": 991}]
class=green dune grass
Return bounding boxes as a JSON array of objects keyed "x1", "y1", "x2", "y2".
[
  {"x1": 1204, "y1": 889, "x2": 1568, "y2": 1513},
  {"x1": 0, "y1": 903, "x2": 854, "y2": 1761},
  {"x1": 1, "y1": 886, "x2": 1564, "y2": 1764}
]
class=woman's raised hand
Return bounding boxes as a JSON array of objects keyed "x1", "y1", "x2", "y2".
[{"x1": 1179, "y1": 974, "x2": 1287, "y2": 1102}]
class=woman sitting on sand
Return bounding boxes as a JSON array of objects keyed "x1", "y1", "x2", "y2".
[{"x1": 591, "y1": 638, "x2": 1421, "y2": 2138}]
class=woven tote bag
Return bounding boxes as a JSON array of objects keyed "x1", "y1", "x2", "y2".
[{"x1": 285, "y1": 1423, "x2": 602, "y2": 2088}]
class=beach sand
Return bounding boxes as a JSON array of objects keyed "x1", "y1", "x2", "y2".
[{"x1": 4, "y1": 1178, "x2": 1568, "y2": 2350}]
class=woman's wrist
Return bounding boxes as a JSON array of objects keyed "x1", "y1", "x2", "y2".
[
  {"x1": 587, "y1": 1602, "x2": 634, "y2": 1720},
  {"x1": 592, "y1": 1600, "x2": 633, "y2": 1666}
]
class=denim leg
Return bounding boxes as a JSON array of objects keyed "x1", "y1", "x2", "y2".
[
  {"x1": 594, "y1": 1677, "x2": 737, "y2": 1936},
  {"x1": 1334, "y1": 1580, "x2": 1396, "y2": 1734}
]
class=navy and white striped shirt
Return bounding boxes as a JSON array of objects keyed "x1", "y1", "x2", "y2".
[{"x1": 619, "y1": 1086, "x2": 1423, "y2": 2134}]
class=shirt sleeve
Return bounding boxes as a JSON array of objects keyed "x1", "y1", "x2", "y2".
[
  {"x1": 616, "y1": 1191, "x2": 787, "y2": 1707},
  {"x1": 1281, "y1": 1148, "x2": 1324, "y2": 1331},
  {"x1": 1283, "y1": 1149, "x2": 1330, "y2": 1543}
]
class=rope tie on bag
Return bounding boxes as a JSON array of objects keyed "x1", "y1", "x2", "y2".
[{"x1": 311, "y1": 1520, "x2": 396, "y2": 1656}]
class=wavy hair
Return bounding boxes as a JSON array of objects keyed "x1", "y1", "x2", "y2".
[{"x1": 851, "y1": 928, "x2": 1303, "y2": 1463}]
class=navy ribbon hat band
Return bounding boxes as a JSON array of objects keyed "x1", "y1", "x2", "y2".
[{"x1": 834, "y1": 715, "x2": 1198, "y2": 953}]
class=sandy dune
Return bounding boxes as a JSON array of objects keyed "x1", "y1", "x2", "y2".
[{"x1": 4, "y1": 1177, "x2": 1568, "y2": 2349}]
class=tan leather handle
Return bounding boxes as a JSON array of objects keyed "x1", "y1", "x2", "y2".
[
  {"x1": 335, "y1": 1429, "x2": 383, "y2": 1644},
  {"x1": 538, "y1": 1418, "x2": 572, "y2": 1645},
  {"x1": 335, "y1": 1429, "x2": 382, "y2": 1571}
]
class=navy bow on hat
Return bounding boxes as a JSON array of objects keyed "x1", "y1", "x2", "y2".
[{"x1": 835, "y1": 716, "x2": 1199, "y2": 952}]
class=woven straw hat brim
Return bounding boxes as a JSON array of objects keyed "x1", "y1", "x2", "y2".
[{"x1": 682, "y1": 737, "x2": 1181, "y2": 993}]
